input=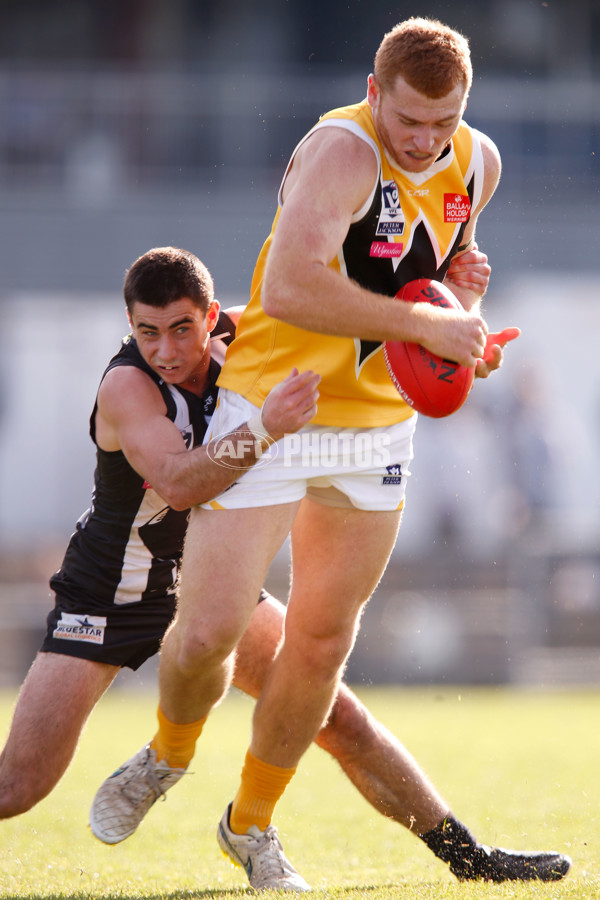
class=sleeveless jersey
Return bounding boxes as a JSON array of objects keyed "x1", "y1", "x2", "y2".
[
  {"x1": 49, "y1": 311, "x2": 235, "y2": 610},
  {"x1": 218, "y1": 99, "x2": 485, "y2": 427}
]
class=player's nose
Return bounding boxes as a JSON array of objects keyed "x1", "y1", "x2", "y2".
[
  {"x1": 156, "y1": 335, "x2": 177, "y2": 362},
  {"x1": 413, "y1": 127, "x2": 435, "y2": 151}
]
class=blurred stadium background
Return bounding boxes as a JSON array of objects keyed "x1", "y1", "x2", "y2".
[{"x1": 0, "y1": 0, "x2": 598, "y2": 687}]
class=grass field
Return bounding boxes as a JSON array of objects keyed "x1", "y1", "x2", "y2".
[{"x1": 0, "y1": 684, "x2": 599, "y2": 899}]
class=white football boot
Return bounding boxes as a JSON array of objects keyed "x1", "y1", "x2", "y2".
[
  {"x1": 89, "y1": 744, "x2": 185, "y2": 843},
  {"x1": 217, "y1": 804, "x2": 311, "y2": 892}
]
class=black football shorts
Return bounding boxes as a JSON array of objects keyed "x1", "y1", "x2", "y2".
[{"x1": 40, "y1": 588, "x2": 269, "y2": 670}]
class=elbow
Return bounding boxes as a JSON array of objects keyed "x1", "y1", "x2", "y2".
[
  {"x1": 155, "y1": 484, "x2": 194, "y2": 512},
  {"x1": 262, "y1": 259, "x2": 297, "y2": 320},
  {"x1": 152, "y1": 455, "x2": 210, "y2": 510},
  {"x1": 166, "y1": 484, "x2": 216, "y2": 510},
  {"x1": 261, "y1": 280, "x2": 286, "y2": 319},
  {"x1": 168, "y1": 494, "x2": 193, "y2": 512},
  {"x1": 263, "y1": 255, "x2": 325, "y2": 321}
]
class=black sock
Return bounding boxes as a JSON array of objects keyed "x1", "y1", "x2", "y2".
[{"x1": 420, "y1": 814, "x2": 481, "y2": 878}]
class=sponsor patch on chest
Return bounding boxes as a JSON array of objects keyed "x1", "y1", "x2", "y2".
[
  {"x1": 370, "y1": 241, "x2": 404, "y2": 258},
  {"x1": 444, "y1": 193, "x2": 471, "y2": 223}
]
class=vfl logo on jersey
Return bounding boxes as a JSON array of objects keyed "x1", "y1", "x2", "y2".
[
  {"x1": 376, "y1": 181, "x2": 405, "y2": 235},
  {"x1": 382, "y1": 464, "x2": 402, "y2": 485},
  {"x1": 53, "y1": 612, "x2": 107, "y2": 645},
  {"x1": 444, "y1": 193, "x2": 471, "y2": 223}
]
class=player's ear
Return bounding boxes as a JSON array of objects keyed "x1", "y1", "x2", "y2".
[
  {"x1": 367, "y1": 74, "x2": 379, "y2": 108},
  {"x1": 206, "y1": 299, "x2": 221, "y2": 332}
]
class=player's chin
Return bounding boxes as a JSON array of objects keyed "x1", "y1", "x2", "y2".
[
  {"x1": 403, "y1": 151, "x2": 438, "y2": 170},
  {"x1": 157, "y1": 366, "x2": 184, "y2": 382},
  {"x1": 404, "y1": 159, "x2": 434, "y2": 172}
]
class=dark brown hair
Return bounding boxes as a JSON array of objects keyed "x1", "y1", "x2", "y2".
[{"x1": 124, "y1": 246, "x2": 214, "y2": 314}]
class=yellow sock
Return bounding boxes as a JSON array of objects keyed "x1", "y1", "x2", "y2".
[
  {"x1": 229, "y1": 749, "x2": 296, "y2": 834},
  {"x1": 150, "y1": 704, "x2": 206, "y2": 770}
]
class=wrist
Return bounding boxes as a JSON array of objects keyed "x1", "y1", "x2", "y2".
[
  {"x1": 246, "y1": 409, "x2": 275, "y2": 448},
  {"x1": 394, "y1": 296, "x2": 429, "y2": 346},
  {"x1": 456, "y1": 237, "x2": 474, "y2": 254}
]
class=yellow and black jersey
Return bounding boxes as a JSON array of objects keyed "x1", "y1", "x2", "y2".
[{"x1": 219, "y1": 98, "x2": 485, "y2": 427}]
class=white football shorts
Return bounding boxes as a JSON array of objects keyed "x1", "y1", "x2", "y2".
[{"x1": 202, "y1": 389, "x2": 417, "y2": 512}]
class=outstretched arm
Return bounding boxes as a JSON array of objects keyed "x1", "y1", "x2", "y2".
[{"x1": 96, "y1": 366, "x2": 320, "y2": 510}]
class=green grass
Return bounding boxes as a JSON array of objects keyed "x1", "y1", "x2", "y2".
[{"x1": 0, "y1": 685, "x2": 599, "y2": 899}]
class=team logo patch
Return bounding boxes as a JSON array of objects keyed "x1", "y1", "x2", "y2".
[
  {"x1": 180, "y1": 425, "x2": 193, "y2": 449},
  {"x1": 382, "y1": 463, "x2": 402, "y2": 485},
  {"x1": 376, "y1": 181, "x2": 405, "y2": 235},
  {"x1": 444, "y1": 193, "x2": 471, "y2": 223},
  {"x1": 370, "y1": 241, "x2": 404, "y2": 259},
  {"x1": 53, "y1": 612, "x2": 107, "y2": 644}
]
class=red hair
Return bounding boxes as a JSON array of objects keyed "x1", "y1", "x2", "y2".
[{"x1": 374, "y1": 17, "x2": 472, "y2": 99}]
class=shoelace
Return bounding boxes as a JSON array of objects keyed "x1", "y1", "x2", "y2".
[
  {"x1": 119, "y1": 752, "x2": 176, "y2": 805},
  {"x1": 250, "y1": 827, "x2": 296, "y2": 884}
]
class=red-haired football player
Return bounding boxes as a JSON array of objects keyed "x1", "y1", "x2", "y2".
[{"x1": 89, "y1": 20, "x2": 569, "y2": 888}]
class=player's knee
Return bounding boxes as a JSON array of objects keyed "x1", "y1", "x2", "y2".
[
  {"x1": 171, "y1": 620, "x2": 242, "y2": 675},
  {"x1": 0, "y1": 774, "x2": 49, "y2": 818},
  {"x1": 291, "y1": 629, "x2": 355, "y2": 684},
  {"x1": 0, "y1": 795, "x2": 35, "y2": 818}
]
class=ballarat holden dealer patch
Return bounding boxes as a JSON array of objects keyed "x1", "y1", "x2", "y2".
[{"x1": 444, "y1": 193, "x2": 471, "y2": 223}]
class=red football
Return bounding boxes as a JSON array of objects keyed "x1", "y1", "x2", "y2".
[{"x1": 383, "y1": 279, "x2": 475, "y2": 418}]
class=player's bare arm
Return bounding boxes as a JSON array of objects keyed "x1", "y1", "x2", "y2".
[
  {"x1": 222, "y1": 305, "x2": 245, "y2": 325},
  {"x1": 441, "y1": 134, "x2": 521, "y2": 377},
  {"x1": 445, "y1": 244, "x2": 490, "y2": 298},
  {"x1": 95, "y1": 365, "x2": 320, "y2": 510},
  {"x1": 443, "y1": 133, "x2": 502, "y2": 309},
  {"x1": 263, "y1": 127, "x2": 486, "y2": 368}
]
